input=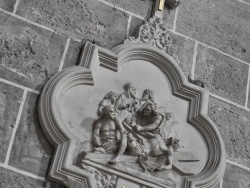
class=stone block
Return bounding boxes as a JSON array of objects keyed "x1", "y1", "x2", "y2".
[
  {"x1": 208, "y1": 97, "x2": 250, "y2": 164},
  {"x1": 176, "y1": 0, "x2": 250, "y2": 62},
  {"x1": 63, "y1": 40, "x2": 84, "y2": 69},
  {"x1": 195, "y1": 45, "x2": 248, "y2": 105},
  {"x1": 9, "y1": 92, "x2": 53, "y2": 177},
  {"x1": 168, "y1": 31, "x2": 195, "y2": 77},
  {"x1": 0, "y1": 167, "x2": 46, "y2": 188},
  {"x1": 16, "y1": 0, "x2": 129, "y2": 49},
  {"x1": 0, "y1": 82, "x2": 23, "y2": 162},
  {"x1": 103, "y1": 0, "x2": 152, "y2": 18},
  {"x1": 223, "y1": 163, "x2": 250, "y2": 188},
  {"x1": 0, "y1": 10, "x2": 67, "y2": 90},
  {"x1": 129, "y1": 9, "x2": 176, "y2": 36},
  {"x1": 163, "y1": 8, "x2": 176, "y2": 30},
  {"x1": 0, "y1": 0, "x2": 16, "y2": 12},
  {"x1": 50, "y1": 183, "x2": 67, "y2": 188},
  {"x1": 248, "y1": 81, "x2": 250, "y2": 108}
]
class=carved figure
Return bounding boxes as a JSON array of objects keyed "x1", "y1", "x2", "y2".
[
  {"x1": 115, "y1": 83, "x2": 139, "y2": 120},
  {"x1": 98, "y1": 91, "x2": 119, "y2": 117},
  {"x1": 92, "y1": 105, "x2": 127, "y2": 164},
  {"x1": 129, "y1": 102, "x2": 173, "y2": 171},
  {"x1": 141, "y1": 89, "x2": 154, "y2": 103}
]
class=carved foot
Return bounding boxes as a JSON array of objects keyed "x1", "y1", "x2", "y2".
[
  {"x1": 109, "y1": 157, "x2": 120, "y2": 164},
  {"x1": 156, "y1": 164, "x2": 172, "y2": 172},
  {"x1": 93, "y1": 147, "x2": 106, "y2": 153}
]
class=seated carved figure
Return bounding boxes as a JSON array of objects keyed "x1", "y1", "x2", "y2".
[
  {"x1": 125, "y1": 101, "x2": 173, "y2": 171},
  {"x1": 92, "y1": 105, "x2": 127, "y2": 164}
]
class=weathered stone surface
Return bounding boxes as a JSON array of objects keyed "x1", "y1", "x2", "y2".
[
  {"x1": 50, "y1": 183, "x2": 67, "y2": 188},
  {"x1": 195, "y1": 45, "x2": 248, "y2": 105},
  {"x1": 63, "y1": 40, "x2": 84, "y2": 69},
  {"x1": 208, "y1": 97, "x2": 250, "y2": 164},
  {"x1": 9, "y1": 92, "x2": 53, "y2": 177},
  {"x1": 168, "y1": 31, "x2": 195, "y2": 77},
  {"x1": 129, "y1": 10, "x2": 176, "y2": 37},
  {"x1": 0, "y1": 11, "x2": 67, "y2": 90},
  {"x1": 0, "y1": 167, "x2": 46, "y2": 188},
  {"x1": 176, "y1": 0, "x2": 250, "y2": 62},
  {"x1": 242, "y1": 0, "x2": 250, "y2": 4},
  {"x1": 215, "y1": 183, "x2": 220, "y2": 188},
  {"x1": 129, "y1": 16, "x2": 143, "y2": 37},
  {"x1": 16, "y1": 0, "x2": 128, "y2": 49},
  {"x1": 163, "y1": 8, "x2": 176, "y2": 30},
  {"x1": 248, "y1": 81, "x2": 250, "y2": 108},
  {"x1": 0, "y1": 0, "x2": 16, "y2": 12},
  {"x1": 103, "y1": 0, "x2": 152, "y2": 18},
  {"x1": 223, "y1": 163, "x2": 250, "y2": 188},
  {"x1": 0, "y1": 82, "x2": 23, "y2": 162}
]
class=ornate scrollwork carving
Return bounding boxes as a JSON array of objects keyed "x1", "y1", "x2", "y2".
[
  {"x1": 126, "y1": 18, "x2": 172, "y2": 52},
  {"x1": 125, "y1": 17, "x2": 182, "y2": 71}
]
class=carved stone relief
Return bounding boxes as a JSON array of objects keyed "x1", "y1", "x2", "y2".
[{"x1": 38, "y1": 16, "x2": 225, "y2": 188}]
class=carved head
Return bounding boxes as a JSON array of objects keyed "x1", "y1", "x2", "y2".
[
  {"x1": 102, "y1": 105, "x2": 117, "y2": 119},
  {"x1": 142, "y1": 102, "x2": 157, "y2": 116},
  {"x1": 141, "y1": 89, "x2": 154, "y2": 101},
  {"x1": 124, "y1": 83, "x2": 136, "y2": 98},
  {"x1": 104, "y1": 91, "x2": 119, "y2": 104}
]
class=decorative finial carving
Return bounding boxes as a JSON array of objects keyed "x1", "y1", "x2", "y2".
[{"x1": 125, "y1": 17, "x2": 182, "y2": 71}]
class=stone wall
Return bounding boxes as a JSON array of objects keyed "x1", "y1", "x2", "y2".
[{"x1": 0, "y1": 0, "x2": 249, "y2": 187}]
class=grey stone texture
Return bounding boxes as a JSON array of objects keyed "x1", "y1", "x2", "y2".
[
  {"x1": 176, "y1": 0, "x2": 250, "y2": 62},
  {"x1": 129, "y1": 21, "x2": 195, "y2": 77},
  {"x1": 129, "y1": 16, "x2": 143, "y2": 37},
  {"x1": 168, "y1": 31, "x2": 195, "y2": 77},
  {"x1": 0, "y1": 0, "x2": 16, "y2": 12},
  {"x1": 195, "y1": 45, "x2": 248, "y2": 105},
  {"x1": 163, "y1": 8, "x2": 176, "y2": 30},
  {"x1": 63, "y1": 40, "x2": 84, "y2": 69},
  {"x1": 248, "y1": 82, "x2": 250, "y2": 108},
  {"x1": 243, "y1": 0, "x2": 250, "y2": 4},
  {"x1": 129, "y1": 8, "x2": 176, "y2": 36},
  {"x1": 50, "y1": 183, "x2": 67, "y2": 188},
  {"x1": 214, "y1": 182, "x2": 220, "y2": 188},
  {"x1": 0, "y1": 167, "x2": 46, "y2": 188},
  {"x1": 208, "y1": 97, "x2": 250, "y2": 164},
  {"x1": 16, "y1": 0, "x2": 129, "y2": 49},
  {"x1": 103, "y1": 0, "x2": 152, "y2": 18},
  {"x1": 9, "y1": 92, "x2": 53, "y2": 177},
  {"x1": 0, "y1": 10, "x2": 67, "y2": 90},
  {"x1": 223, "y1": 163, "x2": 250, "y2": 188},
  {"x1": 0, "y1": 82, "x2": 23, "y2": 162}
]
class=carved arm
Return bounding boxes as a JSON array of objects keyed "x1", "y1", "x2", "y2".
[{"x1": 92, "y1": 121, "x2": 103, "y2": 147}]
